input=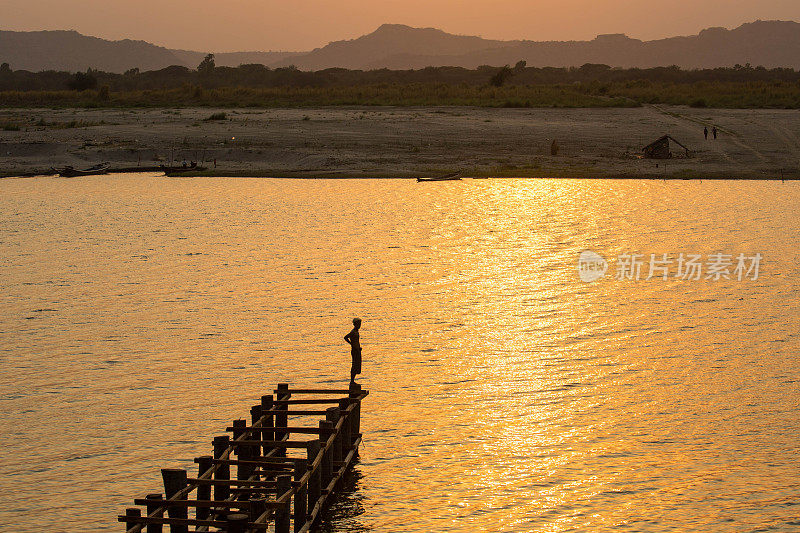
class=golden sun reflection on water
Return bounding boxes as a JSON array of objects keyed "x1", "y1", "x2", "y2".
[{"x1": 0, "y1": 175, "x2": 798, "y2": 532}]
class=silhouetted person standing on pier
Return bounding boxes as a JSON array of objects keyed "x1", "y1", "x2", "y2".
[
  {"x1": 704, "y1": 126, "x2": 708, "y2": 140},
  {"x1": 712, "y1": 126, "x2": 718, "y2": 140},
  {"x1": 344, "y1": 318, "x2": 362, "y2": 384}
]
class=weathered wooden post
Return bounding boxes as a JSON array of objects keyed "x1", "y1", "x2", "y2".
[
  {"x1": 349, "y1": 383, "x2": 362, "y2": 442},
  {"x1": 232, "y1": 418, "x2": 245, "y2": 442},
  {"x1": 338, "y1": 399, "x2": 351, "y2": 452},
  {"x1": 195, "y1": 456, "x2": 213, "y2": 521},
  {"x1": 275, "y1": 475, "x2": 292, "y2": 533},
  {"x1": 276, "y1": 383, "x2": 290, "y2": 427},
  {"x1": 249, "y1": 497, "x2": 267, "y2": 523},
  {"x1": 346, "y1": 397, "x2": 359, "y2": 447},
  {"x1": 293, "y1": 459, "x2": 308, "y2": 532},
  {"x1": 212, "y1": 436, "x2": 231, "y2": 502},
  {"x1": 124, "y1": 508, "x2": 141, "y2": 531},
  {"x1": 250, "y1": 404, "x2": 263, "y2": 461},
  {"x1": 144, "y1": 493, "x2": 163, "y2": 533},
  {"x1": 260, "y1": 395, "x2": 274, "y2": 457},
  {"x1": 276, "y1": 384, "x2": 290, "y2": 458},
  {"x1": 318, "y1": 423, "x2": 333, "y2": 487},
  {"x1": 306, "y1": 440, "x2": 321, "y2": 514},
  {"x1": 161, "y1": 469, "x2": 188, "y2": 533},
  {"x1": 325, "y1": 407, "x2": 343, "y2": 464},
  {"x1": 232, "y1": 419, "x2": 253, "y2": 483},
  {"x1": 225, "y1": 513, "x2": 249, "y2": 533}
]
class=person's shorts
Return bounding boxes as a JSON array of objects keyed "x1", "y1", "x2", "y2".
[{"x1": 351, "y1": 350, "x2": 362, "y2": 374}]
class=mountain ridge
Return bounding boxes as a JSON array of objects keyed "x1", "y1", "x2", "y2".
[
  {"x1": 0, "y1": 30, "x2": 185, "y2": 72},
  {"x1": 1, "y1": 20, "x2": 800, "y2": 73},
  {"x1": 278, "y1": 20, "x2": 800, "y2": 70}
]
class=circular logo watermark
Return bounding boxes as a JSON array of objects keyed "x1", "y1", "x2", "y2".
[{"x1": 578, "y1": 250, "x2": 608, "y2": 282}]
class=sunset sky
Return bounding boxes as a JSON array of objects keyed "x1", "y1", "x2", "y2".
[{"x1": 2, "y1": 0, "x2": 799, "y2": 52}]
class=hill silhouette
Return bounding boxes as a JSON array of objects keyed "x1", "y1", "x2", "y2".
[
  {"x1": 279, "y1": 21, "x2": 800, "y2": 70},
  {"x1": 0, "y1": 30, "x2": 299, "y2": 72},
  {"x1": 0, "y1": 30, "x2": 184, "y2": 72},
  {"x1": 1, "y1": 21, "x2": 800, "y2": 73}
]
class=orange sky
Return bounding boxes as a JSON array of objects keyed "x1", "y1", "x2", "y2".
[{"x1": 2, "y1": 0, "x2": 799, "y2": 51}]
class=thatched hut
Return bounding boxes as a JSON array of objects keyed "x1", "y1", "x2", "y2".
[{"x1": 643, "y1": 135, "x2": 691, "y2": 159}]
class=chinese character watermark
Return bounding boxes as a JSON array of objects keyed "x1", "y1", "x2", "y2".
[{"x1": 578, "y1": 251, "x2": 761, "y2": 282}]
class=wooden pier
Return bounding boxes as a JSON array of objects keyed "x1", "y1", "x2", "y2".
[{"x1": 118, "y1": 383, "x2": 367, "y2": 533}]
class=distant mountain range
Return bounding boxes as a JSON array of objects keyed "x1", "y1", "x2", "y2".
[
  {"x1": 0, "y1": 30, "x2": 300, "y2": 72},
  {"x1": 279, "y1": 21, "x2": 800, "y2": 71},
  {"x1": 2, "y1": 20, "x2": 800, "y2": 73}
]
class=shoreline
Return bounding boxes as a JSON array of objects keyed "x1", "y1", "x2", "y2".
[
  {"x1": 2, "y1": 106, "x2": 799, "y2": 180},
  {"x1": 4, "y1": 170, "x2": 797, "y2": 180}
]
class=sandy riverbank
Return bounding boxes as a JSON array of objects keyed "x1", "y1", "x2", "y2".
[{"x1": 1, "y1": 106, "x2": 798, "y2": 178}]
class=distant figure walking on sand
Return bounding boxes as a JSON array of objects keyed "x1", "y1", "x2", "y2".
[
  {"x1": 712, "y1": 127, "x2": 718, "y2": 140},
  {"x1": 344, "y1": 318, "x2": 362, "y2": 384},
  {"x1": 704, "y1": 126, "x2": 708, "y2": 140}
]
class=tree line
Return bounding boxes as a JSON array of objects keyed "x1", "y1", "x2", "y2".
[{"x1": 2, "y1": 56, "x2": 800, "y2": 92}]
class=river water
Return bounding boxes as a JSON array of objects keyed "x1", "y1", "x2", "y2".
[{"x1": 0, "y1": 175, "x2": 798, "y2": 532}]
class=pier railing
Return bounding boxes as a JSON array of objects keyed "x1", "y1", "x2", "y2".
[{"x1": 118, "y1": 382, "x2": 367, "y2": 533}]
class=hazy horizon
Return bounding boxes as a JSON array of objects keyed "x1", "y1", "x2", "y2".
[{"x1": 2, "y1": 0, "x2": 800, "y2": 52}]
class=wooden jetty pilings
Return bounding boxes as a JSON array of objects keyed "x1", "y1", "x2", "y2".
[{"x1": 119, "y1": 383, "x2": 367, "y2": 533}]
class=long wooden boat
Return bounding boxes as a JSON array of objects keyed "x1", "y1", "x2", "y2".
[
  {"x1": 58, "y1": 163, "x2": 109, "y2": 178},
  {"x1": 160, "y1": 162, "x2": 199, "y2": 172},
  {"x1": 163, "y1": 166, "x2": 208, "y2": 176},
  {"x1": 417, "y1": 171, "x2": 462, "y2": 182}
]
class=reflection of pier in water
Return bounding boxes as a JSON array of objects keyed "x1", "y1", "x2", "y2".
[
  {"x1": 119, "y1": 383, "x2": 368, "y2": 533},
  {"x1": 317, "y1": 467, "x2": 369, "y2": 532}
]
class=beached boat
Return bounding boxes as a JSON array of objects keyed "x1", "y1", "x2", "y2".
[
  {"x1": 416, "y1": 171, "x2": 462, "y2": 182},
  {"x1": 163, "y1": 166, "x2": 208, "y2": 176},
  {"x1": 160, "y1": 162, "x2": 199, "y2": 172},
  {"x1": 160, "y1": 162, "x2": 209, "y2": 176},
  {"x1": 58, "y1": 163, "x2": 109, "y2": 178}
]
